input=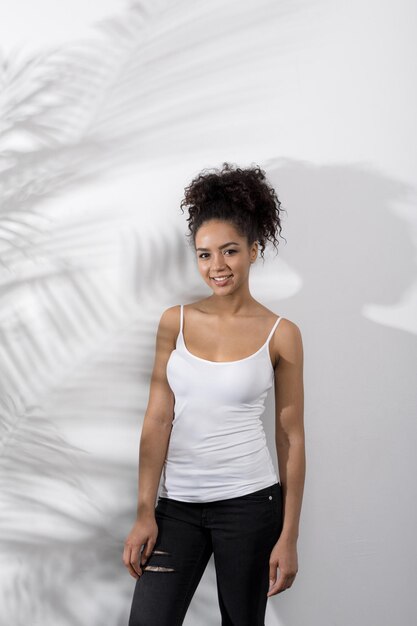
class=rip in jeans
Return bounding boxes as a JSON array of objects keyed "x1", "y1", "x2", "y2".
[{"x1": 143, "y1": 549, "x2": 175, "y2": 572}]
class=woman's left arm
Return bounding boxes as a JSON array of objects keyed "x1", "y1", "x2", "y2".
[{"x1": 268, "y1": 319, "x2": 305, "y2": 597}]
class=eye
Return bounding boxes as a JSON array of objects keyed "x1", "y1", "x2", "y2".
[{"x1": 198, "y1": 249, "x2": 237, "y2": 259}]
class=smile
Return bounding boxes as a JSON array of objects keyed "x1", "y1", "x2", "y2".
[{"x1": 211, "y1": 274, "x2": 233, "y2": 283}]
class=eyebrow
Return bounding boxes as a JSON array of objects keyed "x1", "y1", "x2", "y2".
[{"x1": 196, "y1": 241, "x2": 240, "y2": 252}]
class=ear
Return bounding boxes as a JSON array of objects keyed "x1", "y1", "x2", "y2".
[{"x1": 250, "y1": 240, "x2": 259, "y2": 262}]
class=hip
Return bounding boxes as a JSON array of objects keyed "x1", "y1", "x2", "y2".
[{"x1": 156, "y1": 481, "x2": 283, "y2": 534}]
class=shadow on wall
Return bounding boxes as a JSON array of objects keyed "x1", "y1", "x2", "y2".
[
  {"x1": 0, "y1": 149, "x2": 416, "y2": 626},
  {"x1": 261, "y1": 158, "x2": 417, "y2": 626},
  {"x1": 1, "y1": 0, "x2": 416, "y2": 623}
]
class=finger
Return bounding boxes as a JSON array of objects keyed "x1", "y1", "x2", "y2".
[
  {"x1": 268, "y1": 560, "x2": 279, "y2": 590},
  {"x1": 130, "y1": 548, "x2": 143, "y2": 576},
  {"x1": 268, "y1": 564, "x2": 277, "y2": 589},
  {"x1": 123, "y1": 545, "x2": 142, "y2": 578},
  {"x1": 123, "y1": 545, "x2": 138, "y2": 577},
  {"x1": 128, "y1": 562, "x2": 141, "y2": 579},
  {"x1": 267, "y1": 572, "x2": 285, "y2": 596},
  {"x1": 267, "y1": 575, "x2": 293, "y2": 597},
  {"x1": 123, "y1": 541, "x2": 143, "y2": 564},
  {"x1": 141, "y1": 540, "x2": 156, "y2": 565}
]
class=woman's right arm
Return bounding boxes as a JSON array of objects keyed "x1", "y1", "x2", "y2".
[{"x1": 123, "y1": 305, "x2": 178, "y2": 579}]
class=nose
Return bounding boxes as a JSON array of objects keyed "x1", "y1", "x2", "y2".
[{"x1": 211, "y1": 255, "x2": 228, "y2": 271}]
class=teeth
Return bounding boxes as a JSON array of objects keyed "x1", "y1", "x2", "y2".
[{"x1": 212, "y1": 275, "x2": 232, "y2": 282}]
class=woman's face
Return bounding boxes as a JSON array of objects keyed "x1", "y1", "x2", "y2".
[{"x1": 194, "y1": 219, "x2": 258, "y2": 294}]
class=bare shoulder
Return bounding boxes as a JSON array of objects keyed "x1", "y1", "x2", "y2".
[
  {"x1": 277, "y1": 316, "x2": 302, "y2": 337},
  {"x1": 144, "y1": 306, "x2": 180, "y2": 425},
  {"x1": 159, "y1": 304, "x2": 181, "y2": 332},
  {"x1": 160, "y1": 303, "x2": 181, "y2": 326},
  {"x1": 272, "y1": 316, "x2": 303, "y2": 367}
]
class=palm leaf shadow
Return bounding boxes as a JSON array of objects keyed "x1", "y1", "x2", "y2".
[{"x1": 0, "y1": 1, "x2": 311, "y2": 623}]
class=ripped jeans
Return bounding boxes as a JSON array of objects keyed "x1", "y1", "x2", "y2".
[{"x1": 128, "y1": 482, "x2": 283, "y2": 626}]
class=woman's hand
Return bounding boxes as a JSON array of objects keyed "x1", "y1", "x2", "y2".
[
  {"x1": 267, "y1": 536, "x2": 298, "y2": 597},
  {"x1": 123, "y1": 514, "x2": 159, "y2": 579}
]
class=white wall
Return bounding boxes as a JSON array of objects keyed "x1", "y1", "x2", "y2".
[{"x1": 0, "y1": 1, "x2": 416, "y2": 625}]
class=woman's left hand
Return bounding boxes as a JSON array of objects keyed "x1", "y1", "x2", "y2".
[{"x1": 267, "y1": 537, "x2": 298, "y2": 597}]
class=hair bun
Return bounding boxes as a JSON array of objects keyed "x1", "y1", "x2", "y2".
[{"x1": 180, "y1": 162, "x2": 286, "y2": 260}]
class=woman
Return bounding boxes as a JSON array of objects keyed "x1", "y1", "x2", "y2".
[{"x1": 124, "y1": 162, "x2": 305, "y2": 626}]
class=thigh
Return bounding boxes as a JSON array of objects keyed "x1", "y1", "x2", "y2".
[
  {"x1": 128, "y1": 498, "x2": 213, "y2": 626},
  {"x1": 210, "y1": 483, "x2": 283, "y2": 626}
]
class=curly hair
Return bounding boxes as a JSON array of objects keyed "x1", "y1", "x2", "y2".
[{"x1": 180, "y1": 162, "x2": 286, "y2": 260}]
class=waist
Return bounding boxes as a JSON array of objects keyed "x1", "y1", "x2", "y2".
[{"x1": 160, "y1": 444, "x2": 278, "y2": 502}]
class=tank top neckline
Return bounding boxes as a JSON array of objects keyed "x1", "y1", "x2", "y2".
[{"x1": 178, "y1": 303, "x2": 282, "y2": 366}]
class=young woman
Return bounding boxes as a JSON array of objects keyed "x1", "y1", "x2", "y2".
[{"x1": 124, "y1": 162, "x2": 305, "y2": 626}]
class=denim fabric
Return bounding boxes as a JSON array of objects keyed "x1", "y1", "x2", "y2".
[{"x1": 128, "y1": 482, "x2": 283, "y2": 626}]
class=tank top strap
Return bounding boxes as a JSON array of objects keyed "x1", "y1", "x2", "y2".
[
  {"x1": 177, "y1": 305, "x2": 282, "y2": 358},
  {"x1": 265, "y1": 315, "x2": 283, "y2": 346},
  {"x1": 180, "y1": 304, "x2": 184, "y2": 334}
]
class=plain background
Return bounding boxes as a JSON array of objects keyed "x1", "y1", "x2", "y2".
[{"x1": 0, "y1": 1, "x2": 416, "y2": 625}]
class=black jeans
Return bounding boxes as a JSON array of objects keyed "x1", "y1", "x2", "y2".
[{"x1": 128, "y1": 482, "x2": 283, "y2": 626}]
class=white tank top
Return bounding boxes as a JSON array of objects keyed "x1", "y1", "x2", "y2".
[{"x1": 160, "y1": 304, "x2": 282, "y2": 502}]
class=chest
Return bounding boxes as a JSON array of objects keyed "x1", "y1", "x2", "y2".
[{"x1": 166, "y1": 349, "x2": 274, "y2": 406}]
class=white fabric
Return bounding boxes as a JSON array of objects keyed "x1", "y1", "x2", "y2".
[{"x1": 160, "y1": 304, "x2": 282, "y2": 502}]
